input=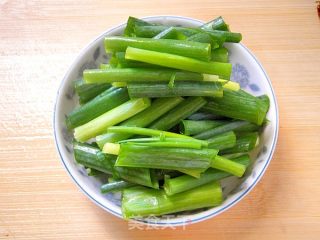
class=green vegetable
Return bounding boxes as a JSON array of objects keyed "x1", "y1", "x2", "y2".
[
  {"x1": 74, "y1": 98, "x2": 151, "y2": 142},
  {"x1": 181, "y1": 150, "x2": 247, "y2": 178},
  {"x1": 194, "y1": 120, "x2": 251, "y2": 139},
  {"x1": 83, "y1": 68, "x2": 217, "y2": 84},
  {"x1": 118, "y1": 137, "x2": 206, "y2": 149},
  {"x1": 140, "y1": 25, "x2": 240, "y2": 42},
  {"x1": 74, "y1": 79, "x2": 111, "y2": 105},
  {"x1": 73, "y1": 141, "x2": 114, "y2": 174},
  {"x1": 124, "y1": 16, "x2": 154, "y2": 37},
  {"x1": 220, "y1": 132, "x2": 259, "y2": 154},
  {"x1": 150, "y1": 97, "x2": 207, "y2": 131},
  {"x1": 134, "y1": 25, "x2": 197, "y2": 38},
  {"x1": 104, "y1": 36, "x2": 211, "y2": 61},
  {"x1": 127, "y1": 81, "x2": 223, "y2": 98},
  {"x1": 180, "y1": 120, "x2": 227, "y2": 136},
  {"x1": 115, "y1": 143, "x2": 217, "y2": 171},
  {"x1": 202, "y1": 89, "x2": 269, "y2": 125},
  {"x1": 107, "y1": 126, "x2": 208, "y2": 147},
  {"x1": 73, "y1": 142, "x2": 158, "y2": 188},
  {"x1": 126, "y1": 141, "x2": 202, "y2": 149},
  {"x1": 125, "y1": 47, "x2": 232, "y2": 79},
  {"x1": 153, "y1": 26, "x2": 187, "y2": 40},
  {"x1": 115, "y1": 166, "x2": 159, "y2": 189},
  {"x1": 164, "y1": 155, "x2": 250, "y2": 196},
  {"x1": 101, "y1": 178, "x2": 136, "y2": 194},
  {"x1": 122, "y1": 181, "x2": 223, "y2": 219},
  {"x1": 66, "y1": 87, "x2": 129, "y2": 129},
  {"x1": 133, "y1": 25, "x2": 241, "y2": 43},
  {"x1": 95, "y1": 97, "x2": 183, "y2": 148},
  {"x1": 207, "y1": 131, "x2": 236, "y2": 150},
  {"x1": 201, "y1": 16, "x2": 230, "y2": 31},
  {"x1": 211, "y1": 155, "x2": 246, "y2": 177},
  {"x1": 211, "y1": 47, "x2": 229, "y2": 63},
  {"x1": 187, "y1": 33, "x2": 219, "y2": 48},
  {"x1": 114, "y1": 52, "x2": 156, "y2": 68}
]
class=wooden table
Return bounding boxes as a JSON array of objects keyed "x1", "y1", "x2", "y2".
[{"x1": 1, "y1": 0, "x2": 320, "y2": 239}]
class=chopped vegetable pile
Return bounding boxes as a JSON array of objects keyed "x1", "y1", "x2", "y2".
[{"x1": 67, "y1": 16, "x2": 270, "y2": 219}]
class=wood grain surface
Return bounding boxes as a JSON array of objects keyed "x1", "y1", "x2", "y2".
[{"x1": 0, "y1": 0, "x2": 320, "y2": 239}]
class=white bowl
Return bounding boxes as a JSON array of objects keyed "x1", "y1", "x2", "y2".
[{"x1": 53, "y1": 16, "x2": 279, "y2": 226}]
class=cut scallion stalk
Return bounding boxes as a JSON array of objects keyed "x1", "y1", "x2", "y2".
[
  {"x1": 150, "y1": 97, "x2": 207, "y2": 131},
  {"x1": 125, "y1": 47, "x2": 232, "y2": 79},
  {"x1": 220, "y1": 132, "x2": 259, "y2": 154},
  {"x1": 115, "y1": 143, "x2": 217, "y2": 171},
  {"x1": 66, "y1": 87, "x2": 129, "y2": 129},
  {"x1": 207, "y1": 131, "x2": 237, "y2": 150},
  {"x1": 96, "y1": 97, "x2": 183, "y2": 148},
  {"x1": 164, "y1": 155, "x2": 250, "y2": 196},
  {"x1": 200, "y1": 16, "x2": 230, "y2": 31},
  {"x1": 127, "y1": 81, "x2": 223, "y2": 98},
  {"x1": 211, "y1": 155, "x2": 246, "y2": 177},
  {"x1": 74, "y1": 98, "x2": 151, "y2": 142},
  {"x1": 74, "y1": 79, "x2": 111, "y2": 105},
  {"x1": 105, "y1": 36, "x2": 211, "y2": 61},
  {"x1": 100, "y1": 178, "x2": 136, "y2": 194},
  {"x1": 180, "y1": 120, "x2": 227, "y2": 136},
  {"x1": 83, "y1": 68, "x2": 214, "y2": 84},
  {"x1": 122, "y1": 181, "x2": 222, "y2": 219},
  {"x1": 202, "y1": 89, "x2": 269, "y2": 125},
  {"x1": 194, "y1": 120, "x2": 249, "y2": 139}
]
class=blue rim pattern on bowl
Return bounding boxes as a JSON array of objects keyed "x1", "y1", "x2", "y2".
[{"x1": 53, "y1": 15, "x2": 279, "y2": 226}]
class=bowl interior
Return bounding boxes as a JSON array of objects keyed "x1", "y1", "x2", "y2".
[{"x1": 54, "y1": 16, "x2": 278, "y2": 226}]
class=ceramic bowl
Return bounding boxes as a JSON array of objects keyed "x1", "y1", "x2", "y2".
[{"x1": 53, "y1": 16, "x2": 279, "y2": 226}]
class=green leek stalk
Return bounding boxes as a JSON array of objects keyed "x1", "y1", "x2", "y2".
[
  {"x1": 150, "y1": 97, "x2": 207, "y2": 131},
  {"x1": 211, "y1": 155, "x2": 246, "y2": 177},
  {"x1": 74, "y1": 98, "x2": 151, "y2": 142},
  {"x1": 118, "y1": 137, "x2": 206, "y2": 149},
  {"x1": 211, "y1": 47, "x2": 229, "y2": 63},
  {"x1": 183, "y1": 152, "x2": 247, "y2": 178},
  {"x1": 107, "y1": 126, "x2": 208, "y2": 147},
  {"x1": 200, "y1": 16, "x2": 230, "y2": 31},
  {"x1": 73, "y1": 141, "x2": 114, "y2": 174},
  {"x1": 73, "y1": 142, "x2": 158, "y2": 188},
  {"x1": 179, "y1": 120, "x2": 227, "y2": 136},
  {"x1": 66, "y1": 87, "x2": 129, "y2": 129},
  {"x1": 83, "y1": 68, "x2": 218, "y2": 84},
  {"x1": 194, "y1": 120, "x2": 251, "y2": 140},
  {"x1": 202, "y1": 89, "x2": 269, "y2": 125},
  {"x1": 220, "y1": 132, "x2": 259, "y2": 154},
  {"x1": 115, "y1": 143, "x2": 217, "y2": 171},
  {"x1": 164, "y1": 155, "x2": 250, "y2": 196},
  {"x1": 95, "y1": 97, "x2": 183, "y2": 148},
  {"x1": 74, "y1": 79, "x2": 111, "y2": 105},
  {"x1": 133, "y1": 25, "x2": 241, "y2": 43},
  {"x1": 187, "y1": 33, "x2": 219, "y2": 48},
  {"x1": 114, "y1": 52, "x2": 156, "y2": 68},
  {"x1": 207, "y1": 131, "x2": 237, "y2": 150},
  {"x1": 104, "y1": 36, "x2": 211, "y2": 61},
  {"x1": 124, "y1": 16, "x2": 154, "y2": 37},
  {"x1": 124, "y1": 141, "x2": 202, "y2": 149},
  {"x1": 153, "y1": 26, "x2": 187, "y2": 40},
  {"x1": 125, "y1": 47, "x2": 232, "y2": 79},
  {"x1": 100, "y1": 178, "x2": 136, "y2": 194},
  {"x1": 187, "y1": 112, "x2": 224, "y2": 121},
  {"x1": 122, "y1": 181, "x2": 223, "y2": 219},
  {"x1": 127, "y1": 81, "x2": 223, "y2": 98}
]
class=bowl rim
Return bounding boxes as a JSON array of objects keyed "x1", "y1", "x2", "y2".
[{"x1": 53, "y1": 15, "x2": 279, "y2": 226}]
